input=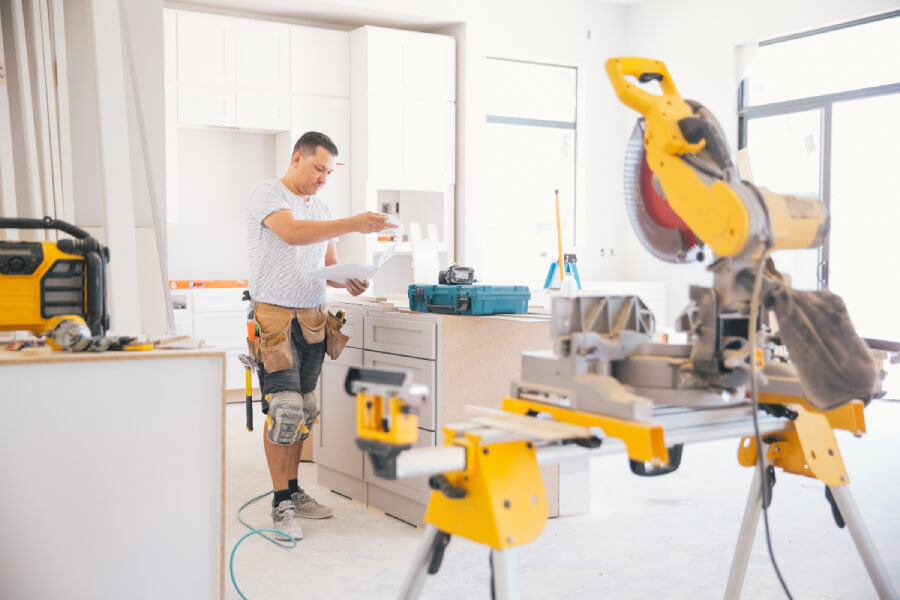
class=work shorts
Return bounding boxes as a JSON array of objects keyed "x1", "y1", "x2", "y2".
[{"x1": 254, "y1": 302, "x2": 327, "y2": 396}]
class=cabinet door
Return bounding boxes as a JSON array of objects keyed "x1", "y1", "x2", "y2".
[
  {"x1": 236, "y1": 90, "x2": 289, "y2": 131},
  {"x1": 178, "y1": 85, "x2": 235, "y2": 127},
  {"x1": 407, "y1": 34, "x2": 455, "y2": 101},
  {"x1": 235, "y1": 20, "x2": 289, "y2": 92},
  {"x1": 176, "y1": 11, "x2": 234, "y2": 87},
  {"x1": 291, "y1": 27, "x2": 349, "y2": 97},
  {"x1": 364, "y1": 27, "x2": 404, "y2": 98},
  {"x1": 364, "y1": 427, "x2": 435, "y2": 504},
  {"x1": 367, "y1": 98, "x2": 406, "y2": 182},
  {"x1": 409, "y1": 101, "x2": 455, "y2": 184},
  {"x1": 291, "y1": 95, "x2": 350, "y2": 219},
  {"x1": 363, "y1": 351, "x2": 436, "y2": 430},
  {"x1": 316, "y1": 347, "x2": 364, "y2": 477}
]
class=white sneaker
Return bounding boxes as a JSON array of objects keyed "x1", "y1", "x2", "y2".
[
  {"x1": 271, "y1": 499, "x2": 304, "y2": 540},
  {"x1": 292, "y1": 489, "x2": 333, "y2": 519}
]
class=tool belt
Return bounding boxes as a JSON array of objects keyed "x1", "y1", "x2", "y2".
[{"x1": 250, "y1": 301, "x2": 349, "y2": 372}]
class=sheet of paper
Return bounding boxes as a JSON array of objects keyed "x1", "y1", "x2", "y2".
[{"x1": 307, "y1": 263, "x2": 379, "y2": 282}]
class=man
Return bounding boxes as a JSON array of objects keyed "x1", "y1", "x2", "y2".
[{"x1": 246, "y1": 131, "x2": 395, "y2": 540}]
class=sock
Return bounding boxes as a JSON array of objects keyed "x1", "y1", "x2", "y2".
[
  {"x1": 288, "y1": 478, "x2": 300, "y2": 494},
  {"x1": 273, "y1": 489, "x2": 292, "y2": 507}
]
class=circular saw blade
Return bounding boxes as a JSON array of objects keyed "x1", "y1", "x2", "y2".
[{"x1": 623, "y1": 118, "x2": 701, "y2": 263}]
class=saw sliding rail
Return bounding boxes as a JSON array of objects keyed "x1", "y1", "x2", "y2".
[{"x1": 347, "y1": 364, "x2": 898, "y2": 599}]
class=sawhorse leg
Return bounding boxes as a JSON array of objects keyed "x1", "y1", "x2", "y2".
[
  {"x1": 829, "y1": 485, "x2": 899, "y2": 600},
  {"x1": 724, "y1": 463, "x2": 899, "y2": 599},
  {"x1": 490, "y1": 547, "x2": 520, "y2": 599},
  {"x1": 724, "y1": 463, "x2": 765, "y2": 600},
  {"x1": 399, "y1": 525, "x2": 446, "y2": 600}
]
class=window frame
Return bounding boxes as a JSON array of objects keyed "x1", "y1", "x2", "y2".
[
  {"x1": 485, "y1": 56, "x2": 580, "y2": 247},
  {"x1": 737, "y1": 9, "x2": 900, "y2": 288}
]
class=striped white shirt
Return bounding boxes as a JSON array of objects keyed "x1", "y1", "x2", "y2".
[{"x1": 247, "y1": 179, "x2": 335, "y2": 308}]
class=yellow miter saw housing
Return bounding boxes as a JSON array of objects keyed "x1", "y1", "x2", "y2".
[
  {"x1": 0, "y1": 217, "x2": 110, "y2": 338},
  {"x1": 606, "y1": 57, "x2": 827, "y2": 260}
]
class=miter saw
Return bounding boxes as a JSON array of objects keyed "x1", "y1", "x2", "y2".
[{"x1": 344, "y1": 58, "x2": 899, "y2": 599}]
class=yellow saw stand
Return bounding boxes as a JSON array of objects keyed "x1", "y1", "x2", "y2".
[
  {"x1": 349, "y1": 366, "x2": 898, "y2": 599},
  {"x1": 726, "y1": 395, "x2": 898, "y2": 599}
]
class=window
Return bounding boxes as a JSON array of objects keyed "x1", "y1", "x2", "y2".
[
  {"x1": 739, "y1": 11, "x2": 900, "y2": 341},
  {"x1": 483, "y1": 58, "x2": 577, "y2": 284}
]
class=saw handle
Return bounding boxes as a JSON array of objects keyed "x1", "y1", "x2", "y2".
[{"x1": 605, "y1": 57, "x2": 681, "y2": 115}]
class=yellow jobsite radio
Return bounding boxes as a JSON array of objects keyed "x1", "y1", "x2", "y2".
[{"x1": 0, "y1": 217, "x2": 110, "y2": 336}]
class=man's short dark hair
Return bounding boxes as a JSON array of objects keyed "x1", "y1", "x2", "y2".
[{"x1": 293, "y1": 131, "x2": 338, "y2": 158}]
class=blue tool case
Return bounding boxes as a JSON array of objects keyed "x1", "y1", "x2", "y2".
[{"x1": 408, "y1": 284, "x2": 531, "y2": 315}]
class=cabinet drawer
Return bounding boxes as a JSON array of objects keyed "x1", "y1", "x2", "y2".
[
  {"x1": 364, "y1": 316, "x2": 435, "y2": 360},
  {"x1": 363, "y1": 351, "x2": 436, "y2": 431},
  {"x1": 327, "y1": 304, "x2": 365, "y2": 349},
  {"x1": 364, "y1": 428, "x2": 435, "y2": 505},
  {"x1": 225, "y1": 349, "x2": 247, "y2": 390}
]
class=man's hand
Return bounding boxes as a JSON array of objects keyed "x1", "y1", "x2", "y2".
[
  {"x1": 346, "y1": 278, "x2": 369, "y2": 296},
  {"x1": 352, "y1": 212, "x2": 397, "y2": 234}
]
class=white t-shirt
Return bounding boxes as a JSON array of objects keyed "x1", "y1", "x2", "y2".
[{"x1": 247, "y1": 179, "x2": 335, "y2": 308}]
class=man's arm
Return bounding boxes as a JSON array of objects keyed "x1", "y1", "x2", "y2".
[
  {"x1": 324, "y1": 242, "x2": 369, "y2": 296},
  {"x1": 264, "y1": 210, "x2": 395, "y2": 246}
]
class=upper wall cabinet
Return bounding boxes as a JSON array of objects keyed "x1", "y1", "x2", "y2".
[
  {"x1": 176, "y1": 12, "x2": 234, "y2": 88},
  {"x1": 360, "y1": 26, "x2": 455, "y2": 102},
  {"x1": 291, "y1": 27, "x2": 350, "y2": 98},
  {"x1": 169, "y1": 10, "x2": 290, "y2": 131},
  {"x1": 235, "y1": 21, "x2": 290, "y2": 92}
]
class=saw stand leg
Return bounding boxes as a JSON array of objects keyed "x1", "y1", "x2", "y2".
[
  {"x1": 724, "y1": 456, "x2": 899, "y2": 599},
  {"x1": 398, "y1": 524, "x2": 520, "y2": 600}
]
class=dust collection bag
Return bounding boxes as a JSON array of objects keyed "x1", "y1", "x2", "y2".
[{"x1": 762, "y1": 278, "x2": 877, "y2": 410}]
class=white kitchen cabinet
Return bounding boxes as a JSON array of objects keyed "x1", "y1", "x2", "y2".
[
  {"x1": 291, "y1": 26, "x2": 350, "y2": 97},
  {"x1": 235, "y1": 20, "x2": 289, "y2": 92},
  {"x1": 361, "y1": 26, "x2": 454, "y2": 102},
  {"x1": 349, "y1": 25, "x2": 456, "y2": 282},
  {"x1": 178, "y1": 84, "x2": 235, "y2": 128},
  {"x1": 408, "y1": 101, "x2": 455, "y2": 184},
  {"x1": 169, "y1": 9, "x2": 290, "y2": 131},
  {"x1": 289, "y1": 95, "x2": 350, "y2": 219},
  {"x1": 164, "y1": 10, "x2": 176, "y2": 82},
  {"x1": 236, "y1": 89, "x2": 289, "y2": 131},
  {"x1": 317, "y1": 347, "x2": 365, "y2": 478},
  {"x1": 176, "y1": 11, "x2": 234, "y2": 88}
]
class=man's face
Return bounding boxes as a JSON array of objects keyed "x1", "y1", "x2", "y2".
[{"x1": 290, "y1": 146, "x2": 336, "y2": 196}]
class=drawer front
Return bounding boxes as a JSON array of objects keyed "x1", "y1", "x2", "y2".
[
  {"x1": 364, "y1": 428, "x2": 436, "y2": 505},
  {"x1": 363, "y1": 351, "x2": 436, "y2": 431},
  {"x1": 364, "y1": 316, "x2": 436, "y2": 360},
  {"x1": 193, "y1": 311, "x2": 246, "y2": 348},
  {"x1": 225, "y1": 349, "x2": 247, "y2": 390}
]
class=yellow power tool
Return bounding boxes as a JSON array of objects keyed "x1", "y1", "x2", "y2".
[{"x1": 0, "y1": 217, "x2": 110, "y2": 338}]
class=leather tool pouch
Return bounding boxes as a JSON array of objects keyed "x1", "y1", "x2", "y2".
[
  {"x1": 325, "y1": 311, "x2": 349, "y2": 361},
  {"x1": 296, "y1": 307, "x2": 327, "y2": 344},
  {"x1": 255, "y1": 302, "x2": 294, "y2": 373}
]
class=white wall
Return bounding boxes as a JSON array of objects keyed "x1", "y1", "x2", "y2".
[
  {"x1": 449, "y1": 0, "x2": 630, "y2": 284},
  {"x1": 622, "y1": 0, "x2": 900, "y2": 325},
  {"x1": 166, "y1": 128, "x2": 277, "y2": 280}
]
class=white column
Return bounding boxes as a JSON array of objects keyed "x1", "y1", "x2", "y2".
[{"x1": 90, "y1": 0, "x2": 142, "y2": 333}]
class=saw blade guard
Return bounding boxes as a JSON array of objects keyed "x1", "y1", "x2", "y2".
[{"x1": 624, "y1": 118, "x2": 701, "y2": 263}]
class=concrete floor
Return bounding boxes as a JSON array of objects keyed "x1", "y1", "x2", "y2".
[{"x1": 224, "y1": 398, "x2": 900, "y2": 599}]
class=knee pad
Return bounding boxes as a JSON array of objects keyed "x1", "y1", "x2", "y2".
[
  {"x1": 267, "y1": 391, "x2": 304, "y2": 446},
  {"x1": 299, "y1": 392, "x2": 319, "y2": 441}
]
